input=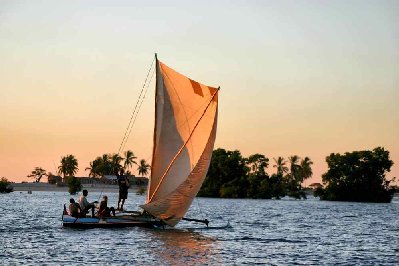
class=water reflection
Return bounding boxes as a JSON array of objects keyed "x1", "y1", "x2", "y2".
[{"x1": 149, "y1": 228, "x2": 218, "y2": 265}]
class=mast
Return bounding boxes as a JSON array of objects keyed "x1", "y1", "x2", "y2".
[{"x1": 147, "y1": 53, "x2": 159, "y2": 203}]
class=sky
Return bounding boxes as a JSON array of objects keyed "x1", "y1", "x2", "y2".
[{"x1": 1, "y1": 0, "x2": 398, "y2": 184}]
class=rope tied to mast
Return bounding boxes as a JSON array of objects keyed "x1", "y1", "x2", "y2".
[
  {"x1": 97, "y1": 57, "x2": 156, "y2": 202},
  {"x1": 118, "y1": 57, "x2": 156, "y2": 155}
]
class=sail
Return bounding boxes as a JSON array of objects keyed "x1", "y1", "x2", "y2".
[{"x1": 140, "y1": 57, "x2": 218, "y2": 226}]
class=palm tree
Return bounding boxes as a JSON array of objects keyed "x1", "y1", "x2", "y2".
[
  {"x1": 273, "y1": 157, "x2": 288, "y2": 176},
  {"x1": 85, "y1": 155, "x2": 110, "y2": 178},
  {"x1": 58, "y1": 155, "x2": 79, "y2": 182},
  {"x1": 288, "y1": 155, "x2": 301, "y2": 178},
  {"x1": 27, "y1": 167, "x2": 47, "y2": 182},
  {"x1": 300, "y1": 157, "x2": 313, "y2": 182},
  {"x1": 124, "y1": 150, "x2": 137, "y2": 172},
  {"x1": 85, "y1": 161, "x2": 94, "y2": 177},
  {"x1": 138, "y1": 159, "x2": 151, "y2": 177},
  {"x1": 85, "y1": 160, "x2": 101, "y2": 178},
  {"x1": 111, "y1": 153, "x2": 124, "y2": 175},
  {"x1": 247, "y1": 154, "x2": 269, "y2": 176}
]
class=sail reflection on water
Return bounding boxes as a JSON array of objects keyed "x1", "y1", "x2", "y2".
[{"x1": 149, "y1": 229, "x2": 219, "y2": 264}]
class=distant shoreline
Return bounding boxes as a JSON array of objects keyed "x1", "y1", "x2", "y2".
[{"x1": 11, "y1": 182, "x2": 144, "y2": 193}]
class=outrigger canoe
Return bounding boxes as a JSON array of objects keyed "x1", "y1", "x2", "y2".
[
  {"x1": 62, "y1": 211, "x2": 165, "y2": 229},
  {"x1": 62, "y1": 54, "x2": 219, "y2": 229}
]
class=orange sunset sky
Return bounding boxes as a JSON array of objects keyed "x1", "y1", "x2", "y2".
[{"x1": 1, "y1": 1, "x2": 398, "y2": 184}]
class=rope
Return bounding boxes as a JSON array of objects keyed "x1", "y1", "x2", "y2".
[
  {"x1": 96, "y1": 57, "x2": 156, "y2": 202},
  {"x1": 120, "y1": 68, "x2": 155, "y2": 153},
  {"x1": 117, "y1": 57, "x2": 155, "y2": 155}
]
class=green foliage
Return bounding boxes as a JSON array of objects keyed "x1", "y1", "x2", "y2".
[
  {"x1": 313, "y1": 186, "x2": 325, "y2": 198},
  {"x1": 220, "y1": 184, "x2": 240, "y2": 198},
  {"x1": 198, "y1": 149, "x2": 248, "y2": 197},
  {"x1": 319, "y1": 147, "x2": 395, "y2": 203},
  {"x1": 67, "y1": 176, "x2": 82, "y2": 195},
  {"x1": 27, "y1": 167, "x2": 47, "y2": 182},
  {"x1": 269, "y1": 174, "x2": 286, "y2": 199},
  {"x1": 124, "y1": 150, "x2": 138, "y2": 171},
  {"x1": 58, "y1": 155, "x2": 79, "y2": 180},
  {"x1": 198, "y1": 148, "x2": 310, "y2": 199},
  {"x1": 0, "y1": 177, "x2": 13, "y2": 193},
  {"x1": 138, "y1": 159, "x2": 151, "y2": 176},
  {"x1": 47, "y1": 173, "x2": 62, "y2": 184},
  {"x1": 247, "y1": 154, "x2": 269, "y2": 177},
  {"x1": 85, "y1": 150, "x2": 140, "y2": 177},
  {"x1": 273, "y1": 157, "x2": 288, "y2": 176}
]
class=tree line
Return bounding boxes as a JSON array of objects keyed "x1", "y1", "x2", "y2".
[
  {"x1": 199, "y1": 147, "x2": 396, "y2": 203},
  {"x1": 28, "y1": 150, "x2": 151, "y2": 183},
  {"x1": 23, "y1": 146, "x2": 396, "y2": 202},
  {"x1": 198, "y1": 148, "x2": 314, "y2": 199},
  {"x1": 27, "y1": 150, "x2": 151, "y2": 194}
]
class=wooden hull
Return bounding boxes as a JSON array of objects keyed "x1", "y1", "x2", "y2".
[{"x1": 62, "y1": 214, "x2": 165, "y2": 229}]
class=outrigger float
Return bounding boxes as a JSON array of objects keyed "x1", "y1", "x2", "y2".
[
  {"x1": 62, "y1": 54, "x2": 219, "y2": 229},
  {"x1": 62, "y1": 211, "x2": 165, "y2": 229}
]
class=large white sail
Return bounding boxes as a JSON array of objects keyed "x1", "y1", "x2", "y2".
[{"x1": 141, "y1": 57, "x2": 219, "y2": 226}]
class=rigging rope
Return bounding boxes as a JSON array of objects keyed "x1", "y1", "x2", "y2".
[
  {"x1": 97, "y1": 57, "x2": 155, "y2": 202},
  {"x1": 120, "y1": 68, "x2": 155, "y2": 153},
  {"x1": 117, "y1": 57, "x2": 155, "y2": 155}
]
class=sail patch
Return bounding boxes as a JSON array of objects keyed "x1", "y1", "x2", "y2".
[{"x1": 190, "y1": 79, "x2": 204, "y2": 97}]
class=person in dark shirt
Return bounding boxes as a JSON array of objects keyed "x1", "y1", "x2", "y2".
[
  {"x1": 117, "y1": 171, "x2": 130, "y2": 211},
  {"x1": 69, "y1": 198, "x2": 82, "y2": 218},
  {"x1": 97, "y1": 195, "x2": 115, "y2": 217}
]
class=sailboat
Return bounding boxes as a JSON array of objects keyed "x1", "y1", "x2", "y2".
[{"x1": 62, "y1": 54, "x2": 219, "y2": 228}]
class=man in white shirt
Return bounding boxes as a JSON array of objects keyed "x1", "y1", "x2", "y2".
[{"x1": 78, "y1": 189, "x2": 97, "y2": 217}]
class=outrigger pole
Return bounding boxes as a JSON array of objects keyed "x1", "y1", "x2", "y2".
[{"x1": 182, "y1": 217, "x2": 209, "y2": 227}]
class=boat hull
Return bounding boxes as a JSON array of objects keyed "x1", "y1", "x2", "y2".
[{"x1": 62, "y1": 215, "x2": 164, "y2": 229}]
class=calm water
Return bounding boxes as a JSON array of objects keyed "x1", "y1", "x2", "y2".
[{"x1": 0, "y1": 191, "x2": 398, "y2": 265}]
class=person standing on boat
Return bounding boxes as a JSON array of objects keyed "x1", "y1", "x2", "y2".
[
  {"x1": 79, "y1": 189, "x2": 97, "y2": 217},
  {"x1": 117, "y1": 170, "x2": 130, "y2": 211}
]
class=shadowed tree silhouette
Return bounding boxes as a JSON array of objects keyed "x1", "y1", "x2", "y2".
[
  {"x1": 58, "y1": 155, "x2": 78, "y2": 182},
  {"x1": 273, "y1": 157, "x2": 288, "y2": 176},
  {"x1": 138, "y1": 159, "x2": 151, "y2": 176},
  {"x1": 27, "y1": 167, "x2": 47, "y2": 183},
  {"x1": 247, "y1": 154, "x2": 269, "y2": 177},
  {"x1": 124, "y1": 150, "x2": 138, "y2": 172},
  {"x1": 300, "y1": 157, "x2": 313, "y2": 184},
  {"x1": 320, "y1": 147, "x2": 395, "y2": 203}
]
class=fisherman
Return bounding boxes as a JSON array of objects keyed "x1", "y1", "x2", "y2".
[
  {"x1": 98, "y1": 195, "x2": 115, "y2": 217},
  {"x1": 117, "y1": 170, "x2": 130, "y2": 211},
  {"x1": 69, "y1": 198, "x2": 82, "y2": 218},
  {"x1": 78, "y1": 189, "x2": 97, "y2": 217}
]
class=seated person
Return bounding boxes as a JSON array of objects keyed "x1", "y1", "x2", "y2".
[
  {"x1": 78, "y1": 189, "x2": 97, "y2": 217},
  {"x1": 69, "y1": 198, "x2": 82, "y2": 218},
  {"x1": 97, "y1": 195, "x2": 115, "y2": 217}
]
